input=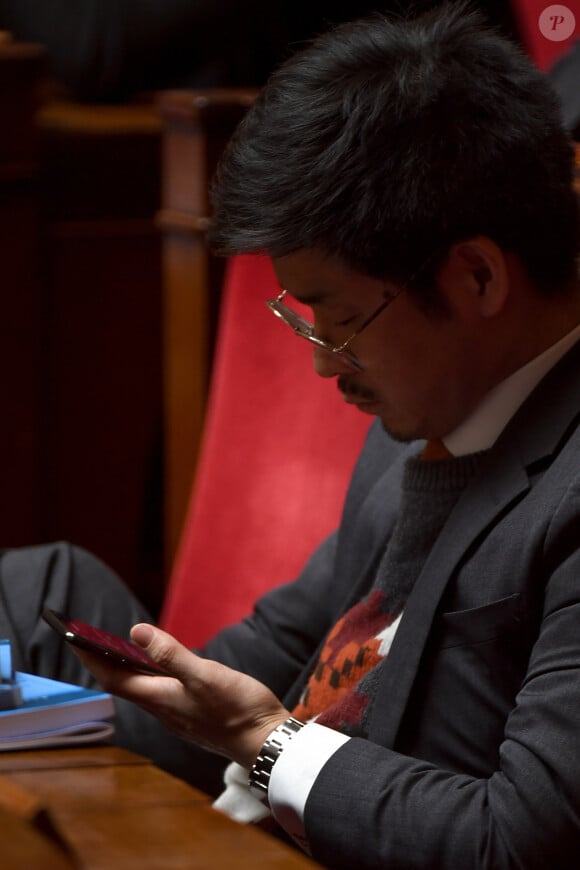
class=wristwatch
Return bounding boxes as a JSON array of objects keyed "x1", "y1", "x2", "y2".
[{"x1": 249, "y1": 716, "x2": 304, "y2": 803}]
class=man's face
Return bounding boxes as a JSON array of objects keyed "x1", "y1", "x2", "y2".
[{"x1": 271, "y1": 248, "x2": 492, "y2": 442}]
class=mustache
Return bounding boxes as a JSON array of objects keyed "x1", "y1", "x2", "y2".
[{"x1": 337, "y1": 375, "x2": 378, "y2": 403}]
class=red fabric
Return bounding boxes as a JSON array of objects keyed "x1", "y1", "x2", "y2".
[
  {"x1": 511, "y1": 0, "x2": 578, "y2": 70},
  {"x1": 161, "y1": 254, "x2": 371, "y2": 647}
]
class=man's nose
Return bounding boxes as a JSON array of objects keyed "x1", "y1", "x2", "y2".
[{"x1": 312, "y1": 345, "x2": 353, "y2": 379}]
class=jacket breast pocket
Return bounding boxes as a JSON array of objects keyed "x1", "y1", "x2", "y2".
[
  {"x1": 436, "y1": 592, "x2": 523, "y2": 649},
  {"x1": 401, "y1": 592, "x2": 535, "y2": 776}
]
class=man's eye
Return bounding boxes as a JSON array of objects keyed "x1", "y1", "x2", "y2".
[{"x1": 335, "y1": 315, "x2": 357, "y2": 327}]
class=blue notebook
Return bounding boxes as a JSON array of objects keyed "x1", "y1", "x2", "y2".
[{"x1": 0, "y1": 671, "x2": 115, "y2": 750}]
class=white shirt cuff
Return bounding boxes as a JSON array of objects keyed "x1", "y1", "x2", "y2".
[{"x1": 268, "y1": 722, "x2": 350, "y2": 852}]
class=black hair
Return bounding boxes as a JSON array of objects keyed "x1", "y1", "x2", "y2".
[{"x1": 210, "y1": 2, "x2": 579, "y2": 297}]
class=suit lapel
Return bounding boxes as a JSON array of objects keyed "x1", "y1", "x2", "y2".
[
  {"x1": 368, "y1": 442, "x2": 528, "y2": 744},
  {"x1": 368, "y1": 338, "x2": 580, "y2": 746}
]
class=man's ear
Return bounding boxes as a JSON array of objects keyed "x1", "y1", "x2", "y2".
[{"x1": 439, "y1": 237, "x2": 509, "y2": 318}]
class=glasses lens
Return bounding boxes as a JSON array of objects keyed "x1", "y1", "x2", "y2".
[
  {"x1": 267, "y1": 298, "x2": 363, "y2": 370},
  {"x1": 270, "y1": 302, "x2": 314, "y2": 338}
]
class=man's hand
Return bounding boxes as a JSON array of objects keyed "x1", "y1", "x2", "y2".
[{"x1": 74, "y1": 624, "x2": 291, "y2": 768}]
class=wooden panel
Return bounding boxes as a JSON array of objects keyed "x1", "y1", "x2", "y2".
[
  {"x1": 158, "y1": 89, "x2": 257, "y2": 565},
  {"x1": 35, "y1": 101, "x2": 165, "y2": 614},
  {"x1": 1, "y1": 63, "x2": 256, "y2": 608},
  {"x1": 0, "y1": 52, "x2": 168, "y2": 612},
  {"x1": 0, "y1": 41, "x2": 45, "y2": 546},
  {"x1": 0, "y1": 41, "x2": 44, "y2": 174}
]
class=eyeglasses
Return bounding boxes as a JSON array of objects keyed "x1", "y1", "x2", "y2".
[
  {"x1": 266, "y1": 286, "x2": 402, "y2": 372},
  {"x1": 266, "y1": 252, "x2": 439, "y2": 371}
]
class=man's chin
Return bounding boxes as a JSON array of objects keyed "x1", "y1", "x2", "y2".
[
  {"x1": 341, "y1": 391, "x2": 420, "y2": 443},
  {"x1": 376, "y1": 415, "x2": 417, "y2": 444},
  {"x1": 351, "y1": 399, "x2": 382, "y2": 416}
]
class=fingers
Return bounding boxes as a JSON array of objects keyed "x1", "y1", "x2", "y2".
[
  {"x1": 73, "y1": 644, "x2": 154, "y2": 690},
  {"x1": 76, "y1": 623, "x2": 292, "y2": 765}
]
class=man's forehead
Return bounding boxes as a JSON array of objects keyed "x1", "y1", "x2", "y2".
[
  {"x1": 271, "y1": 249, "x2": 393, "y2": 307},
  {"x1": 271, "y1": 249, "x2": 368, "y2": 304}
]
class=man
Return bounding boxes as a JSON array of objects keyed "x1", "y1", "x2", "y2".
[{"x1": 75, "y1": 3, "x2": 580, "y2": 867}]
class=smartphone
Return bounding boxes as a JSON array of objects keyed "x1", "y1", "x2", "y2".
[{"x1": 42, "y1": 609, "x2": 169, "y2": 675}]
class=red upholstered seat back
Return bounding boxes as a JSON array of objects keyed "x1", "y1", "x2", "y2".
[
  {"x1": 161, "y1": 254, "x2": 371, "y2": 647},
  {"x1": 511, "y1": 0, "x2": 578, "y2": 70}
]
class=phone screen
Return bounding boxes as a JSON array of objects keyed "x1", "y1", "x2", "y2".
[{"x1": 42, "y1": 609, "x2": 168, "y2": 675}]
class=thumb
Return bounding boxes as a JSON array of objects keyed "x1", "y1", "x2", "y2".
[
  {"x1": 130, "y1": 623, "x2": 196, "y2": 680},
  {"x1": 131, "y1": 623, "x2": 155, "y2": 648}
]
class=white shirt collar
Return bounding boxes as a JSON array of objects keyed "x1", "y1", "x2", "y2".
[{"x1": 443, "y1": 323, "x2": 580, "y2": 457}]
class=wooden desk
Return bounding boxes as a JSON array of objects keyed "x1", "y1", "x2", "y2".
[{"x1": 0, "y1": 746, "x2": 320, "y2": 869}]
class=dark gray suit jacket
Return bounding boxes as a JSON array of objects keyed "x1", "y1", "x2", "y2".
[{"x1": 205, "y1": 338, "x2": 580, "y2": 868}]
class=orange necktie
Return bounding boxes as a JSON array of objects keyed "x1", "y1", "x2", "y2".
[{"x1": 421, "y1": 439, "x2": 453, "y2": 461}]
